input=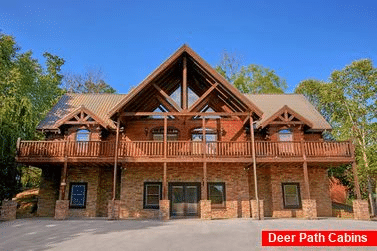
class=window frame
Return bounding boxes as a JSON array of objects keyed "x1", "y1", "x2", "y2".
[
  {"x1": 207, "y1": 182, "x2": 226, "y2": 207},
  {"x1": 282, "y1": 182, "x2": 302, "y2": 209},
  {"x1": 278, "y1": 129, "x2": 293, "y2": 142},
  {"x1": 69, "y1": 182, "x2": 88, "y2": 209},
  {"x1": 151, "y1": 127, "x2": 179, "y2": 141},
  {"x1": 143, "y1": 182, "x2": 162, "y2": 209},
  {"x1": 76, "y1": 129, "x2": 90, "y2": 142}
]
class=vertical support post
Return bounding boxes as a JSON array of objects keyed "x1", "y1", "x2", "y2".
[
  {"x1": 16, "y1": 137, "x2": 21, "y2": 155},
  {"x1": 350, "y1": 141, "x2": 362, "y2": 199},
  {"x1": 250, "y1": 114, "x2": 260, "y2": 219},
  {"x1": 202, "y1": 117, "x2": 206, "y2": 159},
  {"x1": 164, "y1": 116, "x2": 167, "y2": 158},
  {"x1": 203, "y1": 162, "x2": 208, "y2": 200},
  {"x1": 163, "y1": 162, "x2": 168, "y2": 200},
  {"x1": 59, "y1": 140, "x2": 69, "y2": 200},
  {"x1": 202, "y1": 117, "x2": 208, "y2": 200},
  {"x1": 301, "y1": 139, "x2": 310, "y2": 199},
  {"x1": 182, "y1": 56, "x2": 187, "y2": 110},
  {"x1": 112, "y1": 116, "x2": 120, "y2": 201}
]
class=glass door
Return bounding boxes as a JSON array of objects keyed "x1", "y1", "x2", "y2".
[{"x1": 169, "y1": 183, "x2": 200, "y2": 217}]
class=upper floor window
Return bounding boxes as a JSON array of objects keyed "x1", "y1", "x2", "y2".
[
  {"x1": 191, "y1": 128, "x2": 217, "y2": 142},
  {"x1": 76, "y1": 129, "x2": 90, "y2": 141},
  {"x1": 151, "y1": 127, "x2": 178, "y2": 141},
  {"x1": 278, "y1": 129, "x2": 292, "y2": 141}
]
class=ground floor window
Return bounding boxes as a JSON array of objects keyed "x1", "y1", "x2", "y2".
[
  {"x1": 144, "y1": 182, "x2": 162, "y2": 209},
  {"x1": 208, "y1": 182, "x2": 226, "y2": 207},
  {"x1": 282, "y1": 183, "x2": 301, "y2": 209},
  {"x1": 69, "y1": 182, "x2": 87, "y2": 208}
]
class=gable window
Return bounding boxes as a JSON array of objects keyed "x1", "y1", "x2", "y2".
[
  {"x1": 278, "y1": 129, "x2": 292, "y2": 141},
  {"x1": 208, "y1": 182, "x2": 226, "y2": 207},
  {"x1": 143, "y1": 182, "x2": 162, "y2": 209},
  {"x1": 151, "y1": 127, "x2": 178, "y2": 141},
  {"x1": 76, "y1": 129, "x2": 90, "y2": 141},
  {"x1": 282, "y1": 183, "x2": 301, "y2": 209},
  {"x1": 69, "y1": 182, "x2": 87, "y2": 208}
]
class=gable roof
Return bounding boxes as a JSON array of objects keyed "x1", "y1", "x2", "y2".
[
  {"x1": 107, "y1": 44, "x2": 263, "y2": 117},
  {"x1": 37, "y1": 93, "x2": 127, "y2": 130},
  {"x1": 246, "y1": 94, "x2": 332, "y2": 130}
]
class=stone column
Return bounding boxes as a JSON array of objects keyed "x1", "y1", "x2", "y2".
[
  {"x1": 353, "y1": 199, "x2": 370, "y2": 220},
  {"x1": 108, "y1": 200, "x2": 120, "y2": 220},
  {"x1": 159, "y1": 200, "x2": 170, "y2": 220},
  {"x1": 200, "y1": 200, "x2": 211, "y2": 220},
  {"x1": 1, "y1": 200, "x2": 17, "y2": 221},
  {"x1": 251, "y1": 199, "x2": 264, "y2": 220},
  {"x1": 241, "y1": 200, "x2": 251, "y2": 218},
  {"x1": 54, "y1": 200, "x2": 69, "y2": 220},
  {"x1": 302, "y1": 199, "x2": 317, "y2": 219}
]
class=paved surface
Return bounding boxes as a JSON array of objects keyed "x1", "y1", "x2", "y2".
[{"x1": 0, "y1": 218, "x2": 376, "y2": 251}]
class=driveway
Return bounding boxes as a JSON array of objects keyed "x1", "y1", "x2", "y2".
[{"x1": 0, "y1": 218, "x2": 376, "y2": 251}]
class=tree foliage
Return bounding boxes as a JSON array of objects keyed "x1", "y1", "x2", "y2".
[
  {"x1": 295, "y1": 59, "x2": 377, "y2": 209},
  {"x1": 62, "y1": 68, "x2": 116, "y2": 93},
  {"x1": 0, "y1": 33, "x2": 64, "y2": 200},
  {"x1": 216, "y1": 51, "x2": 287, "y2": 94}
]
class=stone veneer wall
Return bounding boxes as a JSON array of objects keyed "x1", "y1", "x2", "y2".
[
  {"x1": 63, "y1": 165, "x2": 101, "y2": 217},
  {"x1": 37, "y1": 167, "x2": 60, "y2": 217},
  {"x1": 119, "y1": 163, "x2": 249, "y2": 219}
]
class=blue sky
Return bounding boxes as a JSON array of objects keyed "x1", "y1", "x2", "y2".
[{"x1": 1, "y1": 0, "x2": 376, "y2": 93}]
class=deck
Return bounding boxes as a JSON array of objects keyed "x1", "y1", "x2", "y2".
[{"x1": 16, "y1": 140, "x2": 354, "y2": 164}]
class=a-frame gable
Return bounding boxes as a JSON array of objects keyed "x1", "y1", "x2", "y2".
[
  {"x1": 108, "y1": 45, "x2": 263, "y2": 118},
  {"x1": 54, "y1": 105, "x2": 112, "y2": 129},
  {"x1": 259, "y1": 105, "x2": 314, "y2": 129}
]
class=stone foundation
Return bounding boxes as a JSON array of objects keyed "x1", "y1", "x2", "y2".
[
  {"x1": 353, "y1": 199, "x2": 370, "y2": 220},
  {"x1": 108, "y1": 200, "x2": 120, "y2": 220},
  {"x1": 251, "y1": 200, "x2": 264, "y2": 220},
  {"x1": 241, "y1": 200, "x2": 251, "y2": 218},
  {"x1": 302, "y1": 199, "x2": 317, "y2": 219},
  {"x1": 54, "y1": 200, "x2": 69, "y2": 220},
  {"x1": 1, "y1": 200, "x2": 17, "y2": 221},
  {"x1": 200, "y1": 200, "x2": 211, "y2": 220},
  {"x1": 159, "y1": 200, "x2": 170, "y2": 220}
]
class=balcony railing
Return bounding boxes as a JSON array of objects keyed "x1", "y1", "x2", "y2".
[{"x1": 17, "y1": 140, "x2": 353, "y2": 160}]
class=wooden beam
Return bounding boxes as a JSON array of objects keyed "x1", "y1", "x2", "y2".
[
  {"x1": 164, "y1": 116, "x2": 167, "y2": 158},
  {"x1": 152, "y1": 84, "x2": 182, "y2": 112},
  {"x1": 202, "y1": 117, "x2": 206, "y2": 159},
  {"x1": 188, "y1": 83, "x2": 218, "y2": 112},
  {"x1": 182, "y1": 56, "x2": 187, "y2": 110},
  {"x1": 203, "y1": 162, "x2": 208, "y2": 200},
  {"x1": 121, "y1": 111, "x2": 250, "y2": 117},
  {"x1": 59, "y1": 161, "x2": 68, "y2": 200},
  {"x1": 156, "y1": 95, "x2": 180, "y2": 113},
  {"x1": 250, "y1": 115, "x2": 260, "y2": 220},
  {"x1": 163, "y1": 162, "x2": 167, "y2": 200},
  {"x1": 112, "y1": 116, "x2": 120, "y2": 200}
]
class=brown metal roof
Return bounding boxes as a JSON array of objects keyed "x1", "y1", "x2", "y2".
[
  {"x1": 37, "y1": 93, "x2": 127, "y2": 130},
  {"x1": 246, "y1": 94, "x2": 332, "y2": 130}
]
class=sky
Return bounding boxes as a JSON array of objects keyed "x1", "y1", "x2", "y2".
[{"x1": 1, "y1": 0, "x2": 376, "y2": 93}]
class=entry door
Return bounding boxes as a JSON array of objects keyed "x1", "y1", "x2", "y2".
[{"x1": 169, "y1": 183, "x2": 201, "y2": 217}]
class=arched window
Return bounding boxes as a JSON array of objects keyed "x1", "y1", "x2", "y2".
[
  {"x1": 151, "y1": 127, "x2": 179, "y2": 141},
  {"x1": 76, "y1": 129, "x2": 90, "y2": 141},
  {"x1": 278, "y1": 129, "x2": 292, "y2": 142},
  {"x1": 191, "y1": 128, "x2": 217, "y2": 142}
]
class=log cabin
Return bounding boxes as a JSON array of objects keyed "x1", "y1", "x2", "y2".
[{"x1": 16, "y1": 45, "x2": 362, "y2": 220}]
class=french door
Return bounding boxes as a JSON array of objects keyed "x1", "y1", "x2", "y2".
[{"x1": 169, "y1": 182, "x2": 201, "y2": 217}]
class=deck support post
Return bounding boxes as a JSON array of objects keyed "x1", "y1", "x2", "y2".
[
  {"x1": 250, "y1": 115, "x2": 260, "y2": 219},
  {"x1": 202, "y1": 117, "x2": 208, "y2": 200},
  {"x1": 350, "y1": 142, "x2": 362, "y2": 200},
  {"x1": 163, "y1": 162, "x2": 168, "y2": 200},
  {"x1": 112, "y1": 116, "x2": 120, "y2": 201},
  {"x1": 301, "y1": 140, "x2": 311, "y2": 199},
  {"x1": 59, "y1": 141, "x2": 69, "y2": 200},
  {"x1": 164, "y1": 116, "x2": 167, "y2": 158}
]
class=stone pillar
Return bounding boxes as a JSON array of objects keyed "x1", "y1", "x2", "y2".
[
  {"x1": 302, "y1": 199, "x2": 317, "y2": 219},
  {"x1": 159, "y1": 200, "x2": 170, "y2": 220},
  {"x1": 353, "y1": 199, "x2": 370, "y2": 220},
  {"x1": 200, "y1": 200, "x2": 211, "y2": 220},
  {"x1": 251, "y1": 199, "x2": 264, "y2": 220},
  {"x1": 108, "y1": 200, "x2": 120, "y2": 220},
  {"x1": 54, "y1": 200, "x2": 69, "y2": 220},
  {"x1": 241, "y1": 200, "x2": 251, "y2": 218},
  {"x1": 1, "y1": 200, "x2": 17, "y2": 221}
]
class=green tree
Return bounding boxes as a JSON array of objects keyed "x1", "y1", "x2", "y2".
[
  {"x1": 295, "y1": 59, "x2": 377, "y2": 214},
  {"x1": 216, "y1": 51, "x2": 287, "y2": 94},
  {"x1": 0, "y1": 33, "x2": 64, "y2": 200},
  {"x1": 62, "y1": 68, "x2": 116, "y2": 93}
]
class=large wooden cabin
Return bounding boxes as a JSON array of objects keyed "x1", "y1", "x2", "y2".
[{"x1": 16, "y1": 45, "x2": 358, "y2": 220}]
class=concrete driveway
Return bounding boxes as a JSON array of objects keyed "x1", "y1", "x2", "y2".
[{"x1": 0, "y1": 218, "x2": 376, "y2": 251}]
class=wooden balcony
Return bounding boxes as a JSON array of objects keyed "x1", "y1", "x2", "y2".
[{"x1": 16, "y1": 140, "x2": 354, "y2": 164}]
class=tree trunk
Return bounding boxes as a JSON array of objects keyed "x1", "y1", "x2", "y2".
[{"x1": 362, "y1": 148, "x2": 376, "y2": 216}]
